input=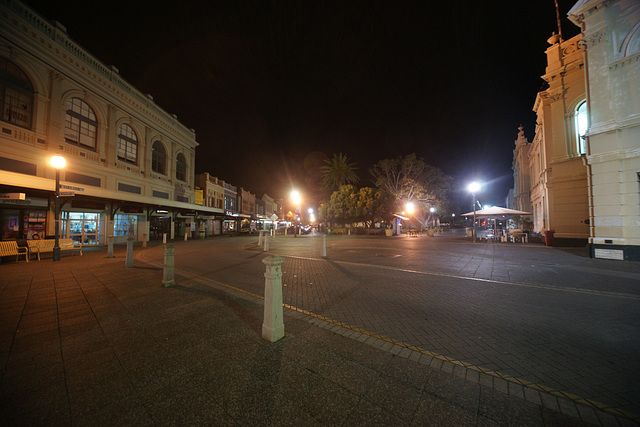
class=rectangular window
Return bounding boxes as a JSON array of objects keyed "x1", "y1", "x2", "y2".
[
  {"x1": 114, "y1": 214, "x2": 138, "y2": 237},
  {"x1": 153, "y1": 190, "x2": 169, "y2": 199},
  {"x1": 3, "y1": 87, "x2": 32, "y2": 128},
  {"x1": 118, "y1": 183, "x2": 141, "y2": 194}
]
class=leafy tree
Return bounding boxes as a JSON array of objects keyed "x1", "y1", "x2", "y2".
[
  {"x1": 320, "y1": 153, "x2": 359, "y2": 194},
  {"x1": 319, "y1": 185, "x2": 390, "y2": 227},
  {"x1": 370, "y1": 153, "x2": 454, "y2": 227}
]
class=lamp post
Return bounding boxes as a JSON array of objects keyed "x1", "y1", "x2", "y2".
[
  {"x1": 429, "y1": 207, "x2": 436, "y2": 228},
  {"x1": 291, "y1": 190, "x2": 301, "y2": 237},
  {"x1": 467, "y1": 181, "x2": 481, "y2": 243},
  {"x1": 50, "y1": 155, "x2": 66, "y2": 261}
]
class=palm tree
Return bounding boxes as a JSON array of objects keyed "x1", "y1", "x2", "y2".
[{"x1": 320, "y1": 153, "x2": 359, "y2": 194}]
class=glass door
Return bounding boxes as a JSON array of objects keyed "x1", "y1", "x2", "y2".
[{"x1": 64, "y1": 212, "x2": 103, "y2": 246}]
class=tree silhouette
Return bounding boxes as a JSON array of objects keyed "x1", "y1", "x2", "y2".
[{"x1": 320, "y1": 152, "x2": 359, "y2": 194}]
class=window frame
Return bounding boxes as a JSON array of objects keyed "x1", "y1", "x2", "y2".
[
  {"x1": 117, "y1": 123, "x2": 138, "y2": 165},
  {"x1": 64, "y1": 97, "x2": 98, "y2": 150},
  {"x1": 0, "y1": 57, "x2": 34, "y2": 129},
  {"x1": 176, "y1": 153, "x2": 187, "y2": 182},
  {"x1": 151, "y1": 141, "x2": 167, "y2": 175},
  {"x1": 575, "y1": 100, "x2": 587, "y2": 155}
]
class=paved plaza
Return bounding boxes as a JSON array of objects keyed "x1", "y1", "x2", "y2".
[{"x1": 1, "y1": 230, "x2": 639, "y2": 425}]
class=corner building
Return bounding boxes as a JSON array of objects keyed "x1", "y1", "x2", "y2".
[
  {"x1": 0, "y1": 0, "x2": 220, "y2": 245},
  {"x1": 569, "y1": 0, "x2": 640, "y2": 261}
]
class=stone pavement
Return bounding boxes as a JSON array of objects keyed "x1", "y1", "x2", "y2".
[{"x1": 0, "y1": 233, "x2": 638, "y2": 426}]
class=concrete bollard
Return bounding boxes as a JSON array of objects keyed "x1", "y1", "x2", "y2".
[
  {"x1": 262, "y1": 255, "x2": 285, "y2": 342},
  {"x1": 125, "y1": 236, "x2": 134, "y2": 268},
  {"x1": 162, "y1": 244, "x2": 175, "y2": 287},
  {"x1": 143, "y1": 234, "x2": 147, "y2": 248},
  {"x1": 258, "y1": 231, "x2": 264, "y2": 246},
  {"x1": 107, "y1": 235, "x2": 114, "y2": 258},
  {"x1": 264, "y1": 234, "x2": 269, "y2": 252},
  {"x1": 163, "y1": 233, "x2": 167, "y2": 244},
  {"x1": 184, "y1": 232, "x2": 188, "y2": 241},
  {"x1": 322, "y1": 234, "x2": 327, "y2": 258}
]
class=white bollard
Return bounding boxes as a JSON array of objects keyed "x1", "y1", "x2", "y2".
[
  {"x1": 264, "y1": 234, "x2": 269, "y2": 252},
  {"x1": 162, "y1": 244, "x2": 175, "y2": 287},
  {"x1": 184, "y1": 232, "x2": 188, "y2": 241},
  {"x1": 322, "y1": 234, "x2": 327, "y2": 258},
  {"x1": 163, "y1": 233, "x2": 167, "y2": 244},
  {"x1": 125, "y1": 236, "x2": 134, "y2": 268},
  {"x1": 259, "y1": 231, "x2": 264, "y2": 246},
  {"x1": 107, "y1": 235, "x2": 114, "y2": 258},
  {"x1": 262, "y1": 255, "x2": 285, "y2": 342}
]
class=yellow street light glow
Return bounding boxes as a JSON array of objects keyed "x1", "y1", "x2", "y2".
[
  {"x1": 405, "y1": 202, "x2": 415, "y2": 215},
  {"x1": 291, "y1": 190, "x2": 301, "y2": 206},
  {"x1": 50, "y1": 155, "x2": 66, "y2": 169}
]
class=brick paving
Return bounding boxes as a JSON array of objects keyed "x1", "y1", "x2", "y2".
[{"x1": 0, "y1": 231, "x2": 638, "y2": 425}]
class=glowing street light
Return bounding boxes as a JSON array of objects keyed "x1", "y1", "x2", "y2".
[
  {"x1": 467, "y1": 181, "x2": 481, "y2": 243},
  {"x1": 50, "y1": 155, "x2": 66, "y2": 261},
  {"x1": 291, "y1": 190, "x2": 301, "y2": 207},
  {"x1": 405, "y1": 202, "x2": 415, "y2": 215},
  {"x1": 291, "y1": 190, "x2": 301, "y2": 237}
]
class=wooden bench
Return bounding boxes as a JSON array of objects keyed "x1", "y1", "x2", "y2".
[
  {"x1": 0, "y1": 241, "x2": 29, "y2": 262},
  {"x1": 27, "y1": 239, "x2": 83, "y2": 261}
]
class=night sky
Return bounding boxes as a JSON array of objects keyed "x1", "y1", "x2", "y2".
[{"x1": 25, "y1": 0, "x2": 580, "y2": 206}]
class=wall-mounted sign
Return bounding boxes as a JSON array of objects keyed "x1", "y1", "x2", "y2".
[
  {"x1": 121, "y1": 205, "x2": 144, "y2": 214},
  {"x1": 60, "y1": 184, "x2": 84, "y2": 192},
  {"x1": 195, "y1": 189, "x2": 203, "y2": 206},
  {"x1": 0, "y1": 193, "x2": 26, "y2": 200}
]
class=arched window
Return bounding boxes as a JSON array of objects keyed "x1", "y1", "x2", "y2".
[
  {"x1": 64, "y1": 97, "x2": 97, "y2": 150},
  {"x1": 176, "y1": 153, "x2": 187, "y2": 182},
  {"x1": 0, "y1": 57, "x2": 34, "y2": 129},
  {"x1": 117, "y1": 123, "x2": 138, "y2": 164},
  {"x1": 575, "y1": 101, "x2": 587, "y2": 155},
  {"x1": 151, "y1": 141, "x2": 166, "y2": 175}
]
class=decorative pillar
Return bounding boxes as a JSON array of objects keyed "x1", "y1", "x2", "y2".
[
  {"x1": 262, "y1": 255, "x2": 285, "y2": 342},
  {"x1": 162, "y1": 244, "x2": 175, "y2": 287}
]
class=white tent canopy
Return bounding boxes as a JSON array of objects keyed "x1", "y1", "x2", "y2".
[{"x1": 461, "y1": 206, "x2": 531, "y2": 219}]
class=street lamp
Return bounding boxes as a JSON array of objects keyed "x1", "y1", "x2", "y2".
[
  {"x1": 429, "y1": 207, "x2": 436, "y2": 228},
  {"x1": 467, "y1": 181, "x2": 481, "y2": 243},
  {"x1": 50, "y1": 155, "x2": 66, "y2": 261},
  {"x1": 291, "y1": 190, "x2": 301, "y2": 237}
]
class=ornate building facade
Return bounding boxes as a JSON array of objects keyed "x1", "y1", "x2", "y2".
[
  {"x1": 512, "y1": 34, "x2": 590, "y2": 246},
  {"x1": 569, "y1": 0, "x2": 640, "y2": 261},
  {"x1": 0, "y1": 0, "x2": 220, "y2": 244}
]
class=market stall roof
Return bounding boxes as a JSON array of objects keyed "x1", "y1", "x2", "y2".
[{"x1": 461, "y1": 206, "x2": 531, "y2": 219}]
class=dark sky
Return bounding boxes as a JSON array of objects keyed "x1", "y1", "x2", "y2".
[{"x1": 25, "y1": 0, "x2": 580, "y2": 206}]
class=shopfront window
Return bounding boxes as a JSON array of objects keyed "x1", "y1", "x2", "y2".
[
  {"x1": 1, "y1": 209, "x2": 19, "y2": 240},
  {"x1": 23, "y1": 210, "x2": 46, "y2": 239},
  {"x1": 62, "y1": 212, "x2": 104, "y2": 246},
  {"x1": 114, "y1": 214, "x2": 138, "y2": 236}
]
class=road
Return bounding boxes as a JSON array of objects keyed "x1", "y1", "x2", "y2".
[{"x1": 138, "y1": 229, "x2": 640, "y2": 418}]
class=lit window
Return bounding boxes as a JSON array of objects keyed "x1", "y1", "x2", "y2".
[
  {"x1": 0, "y1": 57, "x2": 34, "y2": 129},
  {"x1": 176, "y1": 153, "x2": 187, "y2": 182},
  {"x1": 117, "y1": 123, "x2": 138, "y2": 164},
  {"x1": 576, "y1": 101, "x2": 587, "y2": 155},
  {"x1": 151, "y1": 141, "x2": 166, "y2": 175},
  {"x1": 65, "y1": 97, "x2": 97, "y2": 150}
]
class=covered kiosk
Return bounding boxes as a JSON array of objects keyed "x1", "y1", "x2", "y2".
[{"x1": 462, "y1": 207, "x2": 532, "y2": 242}]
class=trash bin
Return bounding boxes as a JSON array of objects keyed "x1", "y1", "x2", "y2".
[{"x1": 544, "y1": 230, "x2": 555, "y2": 246}]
